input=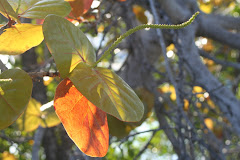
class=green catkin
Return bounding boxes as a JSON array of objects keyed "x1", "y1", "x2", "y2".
[{"x1": 92, "y1": 11, "x2": 199, "y2": 68}]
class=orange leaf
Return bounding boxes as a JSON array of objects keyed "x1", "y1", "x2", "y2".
[
  {"x1": 54, "y1": 78, "x2": 109, "y2": 157},
  {"x1": 66, "y1": 0, "x2": 93, "y2": 18}
]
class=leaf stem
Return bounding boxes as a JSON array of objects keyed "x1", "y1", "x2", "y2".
[{"x1": 92, "y1": 11, "x2": 199, "y2": 68}]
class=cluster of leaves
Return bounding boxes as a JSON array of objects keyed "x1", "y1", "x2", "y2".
[{"x1": 0, "y1": 0, "x2": 144, "y2": 157}]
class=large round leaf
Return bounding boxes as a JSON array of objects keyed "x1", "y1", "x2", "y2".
[
  {"x1": 0, "y1": 0, "x2": 20, "y2": 23},
  {"x1": 8, "y1": 0, "x2": 71, "y2": 19},
  {"x1": 16, "y1": 98, "x2": 61, "y2": 132},
  {"x1": 69, "y1": 63, "x2": 144, "y2": 122},
  {"x1": 0, "y1": 69, "x2": 32, "y2": 130},
  {"x1": 54, "y1": 79, "x2": 109, "y2": 157},
  {"x1": 43, "y1": 15, "x2": 96, "y2": 78},
  {"x1": 0, "y1": 23, "x2": 43, "y2": 55}
]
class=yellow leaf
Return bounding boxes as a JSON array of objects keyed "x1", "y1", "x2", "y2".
[
  {"x1": 17, "y1": 98, "x2": 60, "y2": 132},
  {"x1": 183, "y1": 99, "x2": 189, "y2": 111},
  {"x1": 199, "y1": 3, "x2": 213, "y2": 14},
  {"x1": 159, "y1": 85, "x2": 176, "y2": 101},
  {"x1": 2, "y1": 151, "x2": 16, "y2": 160},
  {"x1": 167, "y1": 44, "x2": 175, "y2": 51},
  {"x1": 0, "y1": 23, "x2": 43, "y2": 55},
  {"x1": 193, "y1": 86, "x2": 204, "y2": 98},
  {"x1": 204, "y1": 118, "x2": 213, "y2": 130}
]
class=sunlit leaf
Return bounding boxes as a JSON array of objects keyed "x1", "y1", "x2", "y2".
[
  {"x1": 8, "y1": 0, "x2": 71, "y2": 19},
  {"x1": 16, "y1": 98, "x2": 42, "y2": 132},
  {"x1": 0, "y1": 23, "x2": 43, "y2": 55},
  {"x1": 54, "y1": 79, "x2": 109, "y2": 157},
  {"x1": 69, "y1": 62, "x2": 144, "y2": 122},
  {"x1": 0, "y1": 0, "x2": 20, "y2": 23},
  {"x1": 43, "y1": 15, "x2": 96, "y2": 78},
  {"x1": 0, "y1": 69, "x2": 32, "y2": 130},
  {"x1": 17, "y1": 98, "x2": 61, "y2": 132}
]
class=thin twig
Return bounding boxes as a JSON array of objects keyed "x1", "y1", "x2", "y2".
[
  {"x1": 28, "y1": 71, "x2": 60, "y2": 79},
  {"x1": 199, "y1": 49, "x2": 240, "y2": 69},
  {"x1": 133, "y1": 130, "x2": 158, "y2": 160}
]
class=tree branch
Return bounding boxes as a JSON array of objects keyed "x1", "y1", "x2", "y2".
[
  {"x1": 198, "y1": 15, "x2": 240, "y2": 50},
  {"x1": 199, "y1": 49, "x2": 240, "y2": 69},
  {"x1": 32, "y1": 126, "x2": 46, "y2": 160}
]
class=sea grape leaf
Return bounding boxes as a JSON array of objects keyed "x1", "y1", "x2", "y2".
[
  {"x1": 43, "y1": 15, "x2": 96, "y2": 78},
  {"x1": 16, "y1": 98, "x2": 42, "y2": 132},
  {"x1": 69, "y1": 62, "x2": 144, "y2": 122},
  {"x1": 8, "y1": 0, "x2": 71, "y2": 19},
  {"x1": 0, "y1": 0, "x2": 20, "y2": 23},
  {"x1": 0, "y1": 23, "x2": 43, "y2": 55},
  {"x1": 0, "y1": 69, "x2": 32, "y2": 130},
  {"x1": 65, "y1": 0, "x2": 93, "y2": 18},
  {"x1": 54, "y1": 79, "x2": 109, "y2": 157},
  {"x1": 107, "y1": 114, "x2": 134, "y2": 138},
  {"x1": 17, "y1": 98, "x2": 61, "y2": 132},
  {"x1": 108, "y1": 88, "x2": 154, "y2": 138}
]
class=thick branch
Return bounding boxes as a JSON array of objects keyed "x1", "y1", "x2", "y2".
[
  {"x1": 177, "y1": 25, "x2": 240, "y2": 135},
  {"x1": 198, "y1": 15, "x2": 240, "y2": 50}
]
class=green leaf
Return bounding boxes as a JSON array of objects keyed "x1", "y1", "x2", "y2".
[
  {"x1": 43, "y1": 15, "x2": 96, "y2": 78},
  {"x1": 17, "y1": 99, "x2": 60, "y2": 132},
  {"x1": 107, "y1": 114, "x2": 134, "y2": 138},
  {"x1": 108, "y1": 88, "x2": 154, "y2": 138},
  {"x1": 0, "y1": 0, "x2": 20, "y2": 22},
  {"x1": 0, "y1": 69, "x2": 32, "y2": 130},
  {"x1": 8, "y1": 0, "x2": 71, "y2": 19},
  {"x1": 69, "y1": 62, "x2": 144, "y2": 122}
]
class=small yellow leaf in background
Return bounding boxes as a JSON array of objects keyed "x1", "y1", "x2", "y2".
[
  {"x1": 0, "y1": 23, "x2": 43, "y2": 55},
  {"x1": 17, "y1": 98, "x2": 60, "y2": 132},
  {"x1": 132, "y1": 5, "x2": 148, "y2": 24},
  {"x1": 2, "y1": 151, "x2": 16, "y2": 160},
  {"x1": 183, "y1": 99, "x2": 189, "y2": 111},
  {"x1": 199, "y1": 3, "x2": 213, "y2": 14},
  {"x1": 159, "y1": 85, "x2": 176, "y2": 101},
  {"x1": 167, "y1": 44, "x2": 175, "y2": 51},
  {"x1": 193, "y1": 86, "x2": 205, "y2": 98},
  {"x1": 204, "y1": 118, "x2": 213, "y2": 130}
]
